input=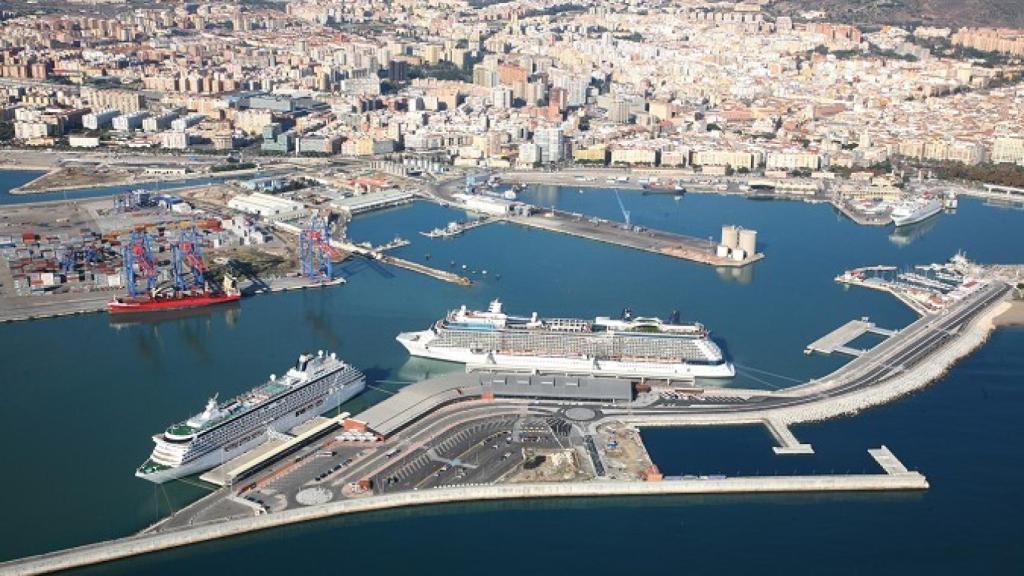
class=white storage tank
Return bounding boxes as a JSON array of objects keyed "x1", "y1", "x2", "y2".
[
  {"x1": 721, "y1": 225, "x2": 739, "y2": 250},
  {"x1": 730, "y1": 248, "x2": 747, "y2": 261},
  {"x1": 716, "y1": 244, "x2": 731, "y2": 258},
  {"x1": 739, "y1": 228, "x2": 757, "y2": 255}
]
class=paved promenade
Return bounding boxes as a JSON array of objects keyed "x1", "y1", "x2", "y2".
[{"x1": 0, "y1": 473, "x2": 926, "y2": 576}]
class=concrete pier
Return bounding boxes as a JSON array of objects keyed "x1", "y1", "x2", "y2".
[
  {"x1": 503, "y1": 209, "x2": 762, "y2": 268},
  {"x1": 869, "y1": 445, "x2": 910, "y2": 475},
  {"x1": 766, "y1": 420, "x2": 815, "y2": 455},
  {"x1": 271, "y1": 220, "x2": 472, "y2": 287},
  {"x1": 831, "y1": 200, "x2": 892, "y2": 226},
  {"x1": 376, "y1": 254, "x2": 472, "y2": 286},
  {"x1": 834, "y1": 346, "x2": 864, "y2": 357},
  {"x1": 806, "y1": 319, "x2": 873, "y2": 354},
  {"x1": 806, "y1": 318, "x2": 896, "y2": 355},
  {"x1": 0, "y1": 471, "x2": 927, "y2": 576},
  {"x1": 0, "y1": 269, "x2": 1008, "y2": 574}
]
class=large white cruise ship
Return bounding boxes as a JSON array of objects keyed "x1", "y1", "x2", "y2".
[
  {"x1": 891, "y1": 197, "x2": 943, "y2": 227},
  {"x1": 397, "y1": 300, "x2": 735, "y2": 379},
  {"x1": 137, "y1": 351, "x2": 365, "y2": 483}
]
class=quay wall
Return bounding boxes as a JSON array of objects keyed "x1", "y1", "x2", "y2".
[
  {"x1": 0, "y1": 475, "x2": 926, "y2": 576},
  {"x1": 619, "y1": 300, "x2": 1010, "y2": 431}
]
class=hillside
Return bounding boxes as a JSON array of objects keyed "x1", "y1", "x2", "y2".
[{"x1": 771, "y1": 0, "x2": 1024, "y2": 30}]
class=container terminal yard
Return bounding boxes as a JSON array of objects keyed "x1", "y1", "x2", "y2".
[
  {"x1": 0, "y1": 256, "x2": 1017, "y2": 576},
  {"x1": 0, "y1": 163, "x2": 763, "y2": 323},
  {"x1": 0, "y1": 168, "x2": 463, "y2": 322}
]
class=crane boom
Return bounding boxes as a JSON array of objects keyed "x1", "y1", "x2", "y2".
[{"x1": 614, "y1": 189, "x2": 631, "y2": 228}]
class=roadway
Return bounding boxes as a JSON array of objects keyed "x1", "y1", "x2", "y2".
[
  {"x1": 602, "y1": 280, "x2": 1009, "y2": 420},
  {"x1": 171, "y1": 279, "x2": 1008, "y2": 523},
  {"x1": 0, "y1": 275, "x2": 1008, "y2": 575}
]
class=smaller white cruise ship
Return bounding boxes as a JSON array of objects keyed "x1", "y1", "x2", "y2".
[
  {"x1": 137, "y1": 351, "x2": 365, "y2": 483},
  {"x1": 891, "y1": 197, "x2": 943, "y2": 227},
  {"x1": 397, "y1": 300, "x2": 735, "y2": 379}
]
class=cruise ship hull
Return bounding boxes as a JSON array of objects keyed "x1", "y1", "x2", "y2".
[
  {"x1": 891, "y1": 200, "x2": 942, "y2": 227},
  {"x1": 136, "y1": 379, "x2": 364, "y2": 484},
  {"x1": 397, "y1": 330, "x2": 735, "y2": 379}
]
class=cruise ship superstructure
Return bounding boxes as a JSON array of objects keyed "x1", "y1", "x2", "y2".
[
  {"x1": 397, "y1": 300, "x2": 735, "y2": 379},
  {"x1": 137, "y1": 351, "x2": 365, "y2": 483},
  {"x1": 891, "y1": 197, "x2": 943, "y2": 227}
]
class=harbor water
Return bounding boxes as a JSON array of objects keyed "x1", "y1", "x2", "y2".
[
  {"x1": 0, "y1": 174, "x2": 1022, "y2": 573},
  {"x1": 0, "y1": 169, "x2": 244, "y2": 205}
]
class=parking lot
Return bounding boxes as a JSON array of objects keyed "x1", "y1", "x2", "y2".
[{"x1": 373, "y1": 415, "x2": 575, "y2": 493}]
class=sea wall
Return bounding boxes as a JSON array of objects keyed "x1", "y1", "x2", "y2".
[{"x1": 0, "y1": 475, "x2": 926, "y2": 576}]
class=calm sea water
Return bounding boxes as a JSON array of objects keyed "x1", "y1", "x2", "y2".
[{"x1": 0, "y1": 174, "x2": 1022, "y2": 573}]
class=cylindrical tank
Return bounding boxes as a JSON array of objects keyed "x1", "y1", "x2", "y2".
[
  {"x1": 716, "y1": 244, "x2": 731, "y2": 258},
  {"x1": 730, "y1": 248, "x2": 747, "y2": 261},
  {"x1": 721, "y1": 225, "x2": 739, "y2": 249},
  {"x1": 739, "y1": 228, "x2": 757, "y2": 255}
]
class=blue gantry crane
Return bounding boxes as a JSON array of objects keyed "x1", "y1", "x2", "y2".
[
  {"x1": 58, "y1": 243, "x2": 103, "y2": 274},
  {"x1": 299, "y1": 214, "x2": 341, "y2": 281},
  {"x1": 172, "y1": 227, "x2": 208, "y2": 292},
  {"x1": 123, "y1": 230, "x2": 158, "y2": 297},
  {"x1": 59, "y1": 247, "x2": 76, "y2": 273}
]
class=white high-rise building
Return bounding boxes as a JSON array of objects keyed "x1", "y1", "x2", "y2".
[
  {"x1": 491, "y1": 87, "x2": 513, "y2": 110},
  {"x1": 535, "y1": 127, "x2": 566, "y2": 163}
]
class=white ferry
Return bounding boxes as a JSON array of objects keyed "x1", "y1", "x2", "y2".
[{"x1": 891, "y1": 197, "x2": 943, "y2": 227}]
